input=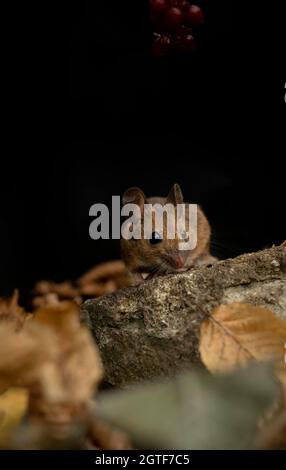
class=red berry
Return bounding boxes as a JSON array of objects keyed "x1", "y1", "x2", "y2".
[
  {"x1": 184, "y1": 5, "x2": 204, "y2": 26},
  {"x1": 169, "y1": 0, "x2": 187, "y2": 6},
  {"x1": 177, "y1": 33, "x2": 196, "y2": 53},
  {"x1": 149, "y1": 0, "x2": 167, "y2": 19},
  {"x1": 149, "y1": 0, "x2": 167, "y2": 24},
  {"x1": 176, "y1": 24, "x2": 193, "y2": 36},
  {"x1": 163, "y1": 7, "x2": 183, "y2": 32},
  {"x1": 152, "y1": 34, "x2": 173, "y2": 57}
]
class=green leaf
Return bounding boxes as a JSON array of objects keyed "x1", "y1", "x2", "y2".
[{"x1": 96, "y1": 364, "x2": 278, "y2": 450}]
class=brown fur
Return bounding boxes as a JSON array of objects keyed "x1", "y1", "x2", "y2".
[{"x1": 121, "y1": 184, "x2": 216, "y2": 285}]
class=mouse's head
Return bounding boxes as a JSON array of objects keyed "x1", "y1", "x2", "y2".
[{"x1": 121, "y1": 184, "x2": 209, "y2": 275}]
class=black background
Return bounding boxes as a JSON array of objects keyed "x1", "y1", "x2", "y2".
[{"x1": 1, "y1": 1, "x2": 285, "y2": 296}]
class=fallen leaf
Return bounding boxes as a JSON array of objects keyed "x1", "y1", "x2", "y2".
[
  {"x1": 0, "y1": 302, "x2": 104, "y2": 433},
  {"x1": 32, "y1": 260, "x2": 131, "y2": 307},
  {"x1": 34, "y1": 280, "x2": 79, "y2": 300},
  {"x1": 0, "y1": 388, "x2": 28, "y2": 446},
  {"x1": 199, "y1": 303, "x2": 286, "y2": 394},
  {"x1": 79, "y1": 281, "x2": 117, "y2": 297},
  {"x1": 77, "y1": 260, "x2": 128, "y2": 286},
  {"x1": 32, "y1": 293, "x2": 62, "y2": 308},
  {"x1": 96, "y1": 365, "x2": 278, "y2": 450},
  {"x1": 7, "y1": 420, "x2": 86, "y2": 450},
  {"x1": 256, "y1": 409, "x2": 286, "y2": 449},
  {"x1": 85, "y1": 416, "x2": 132, "y2": 450},
  {"x1": 0, "y1": 290, "x2": 29, "y2": 331}
]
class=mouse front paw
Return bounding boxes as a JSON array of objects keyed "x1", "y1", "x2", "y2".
[
  {"x1": 131, "y1": 272, "x2": 145, "y2": 286},
  {"x1": 195, "y1": 255, "x2": 218, "y2": 267}
]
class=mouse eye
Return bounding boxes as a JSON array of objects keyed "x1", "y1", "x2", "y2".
[{"x1": 149, "y1": 231, "x2": 163, "y2": 245}]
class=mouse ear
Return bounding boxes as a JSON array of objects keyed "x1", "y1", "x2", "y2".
[
  {"x1": 122, "y1": 187, "x2": 146, "y2": 211},
  {"x1": 167, "y1": 184, "x2": 183, "y2": 205}
]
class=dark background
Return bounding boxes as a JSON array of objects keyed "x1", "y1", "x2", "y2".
[{"x1": 1, "y1": 1, "x2": 285, "y2": 296}]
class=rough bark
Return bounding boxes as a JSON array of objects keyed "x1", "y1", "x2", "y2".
[{"x1": 81, "y1": 246, "x2": 286, "y2": 387}]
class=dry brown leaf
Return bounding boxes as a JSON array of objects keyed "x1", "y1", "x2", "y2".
[
  {"x1": 79, "y1": 280, "x2": 117, "y2": 297},
  {"x1": 85, "y1": 416, "x2": 132, "y2": 450},
  {"x1": 77, "y1": 261, "x2": 131, "y2": 297},
  {"x1": 32, "y1": 293, "x2": 62, "y2": 308},
  {"x1": 30, "y1": 302, "x2": 104, "y2": 408},
  {"x1": 0, "y1": 290, "x2": 29, "y2": 331},
  {"x1": 34, "y1": 281, "x2": 79, "y2": 299},
  {"x1": 0, "y1": 388, "x2": 28, "y2": 445},
  {"x1": 33, "y1": 260, "x2": 131, "y2": 307},
  {"x1": 199, "y1": 303, "x2": 286, "y2": 390},
  {"x1": 0, "y1": 301, "x2": 103, "y2": 431},
  {"x1": 256, "y1": 409, "x2": 286, "y2": 449},
  {"x1": 77, "y1": 260, "x2": 127, "y2": 286},
  {"x1": 33, "y1": 293, "x2": 83, "y2": 308}
]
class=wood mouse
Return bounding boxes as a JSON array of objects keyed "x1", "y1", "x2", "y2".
[{"x1": 121, "y1": 184, "x2": 217, "y2": 285}]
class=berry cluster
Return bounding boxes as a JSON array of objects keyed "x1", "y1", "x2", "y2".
[{"x1": 149, "y1": 0, "x2": 204, "y2": 56}]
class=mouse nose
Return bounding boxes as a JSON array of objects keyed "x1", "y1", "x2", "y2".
[{"x1": 169, "y1": 253, "x2": 185, "y2": 269}]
